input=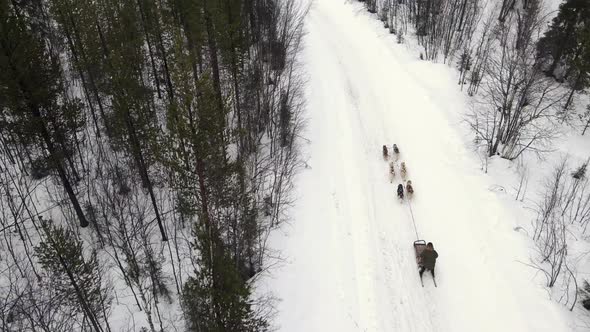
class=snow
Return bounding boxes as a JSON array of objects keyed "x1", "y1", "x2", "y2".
[{"x1": 262, "y1": 0, "x2": 576, "y2": 330}]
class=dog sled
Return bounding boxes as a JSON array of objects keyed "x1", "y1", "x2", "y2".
[
  {"x1": 413, "y1": 240, "x2": 437, "y2": 287},
  {"x1": 413, "y1": 240, "x2": 426, "y2": 266}
]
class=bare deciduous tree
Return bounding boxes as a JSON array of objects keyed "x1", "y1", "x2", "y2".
[{"x1": 468, "y1": 1, "x2": 567, "y2": 160}]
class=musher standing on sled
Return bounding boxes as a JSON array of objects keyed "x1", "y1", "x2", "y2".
[{"x1": 419, "y1": 242, "x2": 438, "y2": 281}]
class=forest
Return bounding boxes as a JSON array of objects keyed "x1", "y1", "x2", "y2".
[
  {"x1": 2, "y1": 0, "x2": 590, "y2": 329},
  {"x1": 0, "y1": 0, "x2": 306, "y2": 330}
]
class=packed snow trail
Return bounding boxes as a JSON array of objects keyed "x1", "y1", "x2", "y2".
[{"x1": 265, "y1": 0, "x2": 571, "y2": 331}]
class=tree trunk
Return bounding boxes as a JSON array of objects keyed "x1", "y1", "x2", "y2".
[
  {"x1": 58, "y1": 10, "x2": 101, "y2": 138},
  {"x1": 68, "y1": 15, "x2": 109, "y2": 132},
  {"x1": 563, "y1": 72, "x2": 582, "y2": 113},
  {"x1": 136, "y1": 0, "x2": 162, "y2": 99},
  {"x1": 582, "y1": 116, "x2": 590, "y2": 135},
  {"x1": 10, "y1": 47, "x2": 89, "y2": 228},
  {"x1": 124, "y1": 110, "x2": 168, "y2": 241},
  {"x1": 456, "y1": 0, "x2": 468, "y2": 31},
  {"x1": 498, "y1": 0, "x2": 516, "y2": 23},
  {"x1": 203, "y1": 0, "x2": 229, "y2": 160},
  {"x1": 35, "y1": 111, "x2": 89, "y2": 228},
  {"x1": 152, "y1": 4, "x2": 174, "y2": 101},
  {"x1": 225, "y1": 0, "x2": 244, "y2": 157}
]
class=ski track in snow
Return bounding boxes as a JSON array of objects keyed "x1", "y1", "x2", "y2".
[{"x1": 265, "y1": 0, "x2": 572, "y2": 331}]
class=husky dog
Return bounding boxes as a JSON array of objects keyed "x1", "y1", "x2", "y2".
[
  {"x1": 388, "y1": 161, "x2": 396, "y2": 183},
  {"x1": 397, "y1": 183, "x2": 404, "y2": 200},
  {"x1": 400, "y1": 162, "x2": 408, "y2": 180},
  {"x1": 392, "y1": 144, "x2": 400, "y2": 160},
  {"x1": 382, "y1": 145, "x2": 389, "y2": 160},
  {"x1": 406, "y1": 180, "x2": 414, "y2": 196}
]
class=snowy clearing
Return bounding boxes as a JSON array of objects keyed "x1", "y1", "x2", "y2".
[{"x1": 263, "y1": 0, "x2": 574, "y2": 330}]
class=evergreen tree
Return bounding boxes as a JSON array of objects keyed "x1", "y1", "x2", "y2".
[
  {"x1": 182, "y1": 222, "x2": 267, "y2": 332},
  {"x1": 48, "y1": 0, "x2": 109, "y2": 137},
  {"x1": 95, "y1": 0, "x2": 169, "y2": 241},
  {"x1": 0, "y1": 1, "x2": 89, "y2": 227},
  {"x1": 537, "y1": 0, "x2": 590, "y2": 84},
  {"x1": 35, "y1": 218, "x2": 110, "y2": 332}
]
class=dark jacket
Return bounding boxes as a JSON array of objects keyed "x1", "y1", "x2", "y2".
[
  {"x1": 420, "y1": 249, "x2": 438, "y2": 270},
  {"x1": 397, "y1": 184, "x2": 404, "y2": 197}
]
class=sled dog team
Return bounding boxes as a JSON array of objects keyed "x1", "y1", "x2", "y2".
[
  {"x1": 383, "y1": 144, "x2": 439, "y2": 286},
  {"x1": 383, "y1": 144, "x2": 413, "y2": 200}
]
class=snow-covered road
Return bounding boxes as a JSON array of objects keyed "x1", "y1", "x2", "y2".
[{"x1": 266, "y1": 0, "x2": 571, "y2": 330}]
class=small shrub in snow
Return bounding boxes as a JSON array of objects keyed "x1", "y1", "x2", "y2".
[{"x1": 572, "y1": 161, "x2": 588, "y2": 180}]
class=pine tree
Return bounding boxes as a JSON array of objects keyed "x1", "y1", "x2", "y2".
[
  {"x1": 35, "y1": 218, "x2": 110, "y2": 332},
  {"x1": 537, "y1": 0, "x2": 590, "y2": 83},
  {"x1": 165, "y1": 41, "x2": 265, "y2": 331},
  {"x1": 95, "y1": 0, "x2": 169, "y2": 241},
  {"x1": 48, "y1": 0, "x2": 110, "y2": 137},
  {"x1": 0, "y1": 1, "x2": 89, "y2": 228},
  {"x1": 182, "y1": 221, "x2": 267, "y2": 332}
]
